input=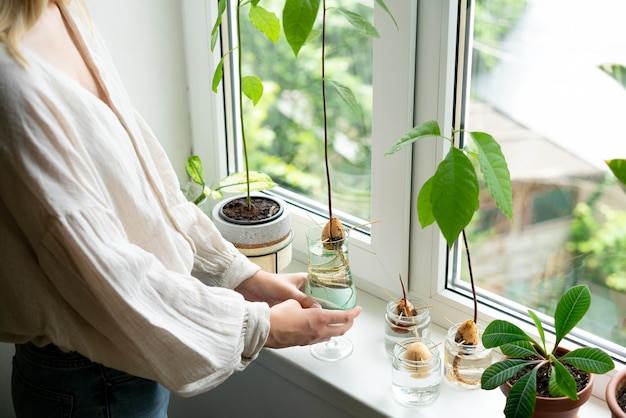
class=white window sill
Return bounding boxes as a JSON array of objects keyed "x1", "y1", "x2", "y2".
[{"x1": 262, "y1": 283, "x2": 609, "y2": 417}]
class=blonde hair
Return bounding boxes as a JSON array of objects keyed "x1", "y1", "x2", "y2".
[{"x1": 0, "y1": 0, "x2": 71, "y2": 64}]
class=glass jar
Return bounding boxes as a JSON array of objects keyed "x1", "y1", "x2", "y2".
[
  {"x1": 305, "y1": 224, "x2": 356, "y2": 310},
  {"x1": 443, "y1": 323, "x2": 493, "y2": 389},
  {"x1": 391, "y1": 338, "x2": 441, "y2": 407},
  {"x1": 384, "y1": 300, "x2": 431, "y2": 357}
]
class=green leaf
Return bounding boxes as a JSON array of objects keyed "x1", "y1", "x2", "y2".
[
  {"x1": 504, "y1": 367, "x2": 537, "y2": 418},
  {"x1": 554, "y1": 285, "x2": 590, "y2": 346},
  {"x1": 185, "y1": 156, "x2": 205, "y2": 186},
  {"x1": 606, "y1": 159, "x2": 626, "y2": 186},
  {"x1": 218, "y1": 171, "x2": 275, "y2": 194},
  {"x1": 430, "y1": 148, "x2": 479, "y2": 247},
  {"x1": 249, "y1": 5, "x2": 281, "y2": 43},
  {"x1": 242, "y1": 75, "x2": 264, "y2": 105},
  {"x1": 481, "y1": 359, "x2": 530, "y2": 390},
  {"x1": 329, "y1": 79, "x2": 361, "y2": 119},
  {"x1": 482, "y1": 320, "x2": 532, "y2": 349},
  {"x1": 212, "y1": 56, "x2": 226, "y2": 93},
  {"x1": 468, "y1": 131, "x2": 513, "y2": 220},
  {"x1": 416, "y1": 176, "x2": 435, "y2": 228},
  {"x1": 527, "y1": 309, "x2": 547, "y2": 356},
  {"x1": 561, "y1": 347, "x2": 615, "y2": 374},
  {"x1": 549, "y1": 356, "x2": 578, "y2": 400},
  {"x1": 336, "y1": 8, "x2": 380, "y2": 38},
  {"x1": 210, "y1": 0, "x2": 227, "y2": 52},
  {"x1": 385, "y1": 120, "x2": 442, "y2": 155},
  {"x1": 500, "y1": 341, "x2": 538, "y2": 359},
  {"x1": 283, "y1": 0, "x2": 321, "y2": 56},
  {"x1": 375, "y1": 0, "x2": 398, "y2": 29}
]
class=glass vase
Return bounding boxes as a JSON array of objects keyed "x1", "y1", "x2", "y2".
[
  {"x1": 305, "y1": 224, "x2": 357, "y2": 361},
  {"x1": 443, "y1": 324, "x2": 493, "y2": 389},
  {"x1": 384, "y1": 300, "x2": 431, "y2": 357},
  {"x1": 391, "y1": 338, "x2": 442, "y2": 407}
]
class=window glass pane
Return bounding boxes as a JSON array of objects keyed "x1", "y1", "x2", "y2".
[
  {"x1": 456, "y1": 0, "x2": 626, "y2": 349},
  {"x1": 237, "y1": 0, "x2": 374, "y2": 221}
]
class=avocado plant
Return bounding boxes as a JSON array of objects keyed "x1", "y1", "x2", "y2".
[{"x1": 386, "y1": 120, "x2": 513, "y2": 330}]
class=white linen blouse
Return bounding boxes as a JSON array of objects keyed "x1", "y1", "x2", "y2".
[{"x1": 0, "y1": 1, "x2": 269, "y2": 397}]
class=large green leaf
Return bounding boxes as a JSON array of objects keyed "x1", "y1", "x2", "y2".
[
  {"x1": 185, "y1": 156, "x2": 205, "y2": 186},
  {"x1": 554, "y1": 285, "x2": 590, "y2": 346},
  {"x1": 242, "y1": 75, "x2": 264, "y2": 105},
  {"x1": 482, "y1": 319, "x2": 532, "y2": 349},
  {"x1": 481, "y1": 359, "x2": 530, "y2": 390},
  {"x1": 469, "y1": 131, "x2": 513, "y2": 220},
  {"x1": 430, "y1": 148, "x2": 479, "y2": 247},
  {"x1": 336, "y1": 8, "x2": 380, "y2": 38},
  {"x1": 283, "y1": 0, "x2": 321, "y2": 56},
  {"x1": 606, "y1": 159, "x2": 626, "y2": 187},
  {"x1": 561, "y1": 347, "x2": 615, "y2": 374},
  {"x1": 249, "y1": 5, "x2": 281, "y2": 43},
  {"x1": 549, "y1": 356, "x2": 578, "y2": 400},
  {"x1": 385, "y1": 120, "x2": 442, "y2": 155},
  {"x1": 504, "y1": 367, "x2": 537, "y2": 418}
]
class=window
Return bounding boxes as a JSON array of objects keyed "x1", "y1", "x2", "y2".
[
  {"x1": 183, "y1": 0, "x2": 418, "y2": 292},
  {"x1": 182, "y1": 0, "x2": 625, "y2": 363},
  {"x1": 449, "y1": 0, "x2": 626, "y2": 358}
]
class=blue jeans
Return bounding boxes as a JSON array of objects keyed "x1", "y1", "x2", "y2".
[{"x1": 11, "y1": 343, "x2": 170, "y2": 418}]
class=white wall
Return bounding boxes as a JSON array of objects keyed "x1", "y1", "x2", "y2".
[
  {"x1": 85, "y1": 0, "x2": 193, "y2": 179},
  {"x1": 0, "y1": 1, "x2": 194, "y2": 416}
]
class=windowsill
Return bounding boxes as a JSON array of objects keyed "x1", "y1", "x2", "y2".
[{"x1": 264, "y1": 265, "x2": 610, "y2": 417}]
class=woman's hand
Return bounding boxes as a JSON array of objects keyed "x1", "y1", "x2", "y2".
[
  {"x1": 264, "y1": 300, "x2": 362, "y2": 348},
  {"x1": 235, "y1": 270, "x2": 319, "y2": 308}
]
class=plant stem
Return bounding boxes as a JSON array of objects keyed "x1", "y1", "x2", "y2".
[
  {"x1": 462, "y1": 229, "x2": 478, "y2": 324},
  {"x1": 236, "y1": 0, "x2": 251, "y2": 208},
  {"x1": 322, "y1": 0, "x2": 333, "y2": 220}
]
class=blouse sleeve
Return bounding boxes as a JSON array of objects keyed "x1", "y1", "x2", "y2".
[
  {"x1": 0, "y1": 55, "x2": 268, "y2": 397},
  {"x1": 131, "y1": 109, "x2": 261, "y2": 289}
]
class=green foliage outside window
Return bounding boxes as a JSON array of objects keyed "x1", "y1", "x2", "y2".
[{"x1": 239, "y1": 0, "x2": 375, "y2": 220}]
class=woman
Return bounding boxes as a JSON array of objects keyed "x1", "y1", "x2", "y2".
[{"x1": 0, "y1": 0, "x2": 362, "y2": 416}]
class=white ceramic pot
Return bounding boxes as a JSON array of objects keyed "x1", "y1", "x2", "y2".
[{"x1": 212, "y1": 194, "x2": 292, "y2": 273}]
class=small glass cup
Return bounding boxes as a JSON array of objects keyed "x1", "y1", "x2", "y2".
[
  {"x1": 391, "y1": 338, "x2": 442, "y2": 407},
  {"x1": 443, "y1": 324, "x2": 493, "y2": 389},
  {"x1": 384, "y1": 300, "x2": 431, "y2": 357}
]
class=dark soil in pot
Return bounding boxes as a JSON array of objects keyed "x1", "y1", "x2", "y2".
[
  {"x1": 220, "y1": 196, "x2": 282, "y2": 224},
  {"x1": 509, "y1": 359, "x2": 589, "y2": 397}
]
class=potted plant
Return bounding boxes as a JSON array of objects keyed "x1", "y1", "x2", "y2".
[
  {"x1": 480, "y1": 284, "x2": 615, "y2": 418},
  {"x1": 386, "y1": 120, "x2": 513, "y2": 387},
  {"x1": 184, "y1": 154, "x2": 291, "y2": 272}
]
